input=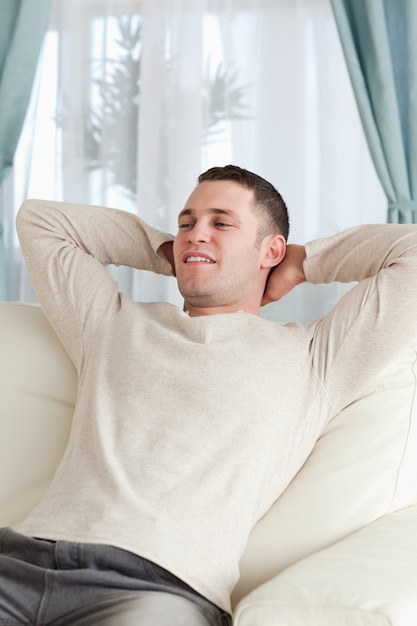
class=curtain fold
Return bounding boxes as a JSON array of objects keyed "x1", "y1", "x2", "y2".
[
  {"x1": 330, "y1": 0, "x2": 417, "y2": 223},
  {"x1": 0, "y1": 0, "x2": 52, "y2": 299}
]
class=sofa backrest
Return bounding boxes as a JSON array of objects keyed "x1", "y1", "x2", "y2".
[{"x1": 1, "y1": 302, "x2": 417, "y2": 606}]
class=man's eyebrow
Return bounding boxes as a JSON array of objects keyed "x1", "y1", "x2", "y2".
[{"x1": 178, "y1": 207, "x2": 241, "y2": 221}]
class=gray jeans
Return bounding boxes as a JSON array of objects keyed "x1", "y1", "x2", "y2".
[{"x1": 0, "y1": 528, "x2": 232, "y2": 626}]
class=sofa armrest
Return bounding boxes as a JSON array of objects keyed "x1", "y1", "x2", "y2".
[
  {"x1": 234, "y1": 505, "x2": 417, "y2": 626},
  {"x1": 233, "y1": 342, "x2": 417, "y2": 606}
]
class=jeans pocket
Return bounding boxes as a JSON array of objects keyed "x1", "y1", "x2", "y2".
[
  {"x1": 141, "y1": 558, "x2": 232, "y2": 626},
  {"x1": 0, "y1": 527, "x2": 12, "y2": 553},
  {"x1": 142, "y1": 558, "x2": 190, "y2": 591},
  {"x1": 219, "y1": 611, "x2": 233, "y2": 626}
]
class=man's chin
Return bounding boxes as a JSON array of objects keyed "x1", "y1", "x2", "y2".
[{"x1": 180, "y1": 288, "x2": 221, "y2": 309}]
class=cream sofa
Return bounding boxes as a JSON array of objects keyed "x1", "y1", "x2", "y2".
[{"x1": 1, "y1": 301, "x2": 417, "y2": 625}]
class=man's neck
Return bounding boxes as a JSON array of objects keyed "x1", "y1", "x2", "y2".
[{"x1": 183, "y1": 301, "x2": 260, "y2": 317}]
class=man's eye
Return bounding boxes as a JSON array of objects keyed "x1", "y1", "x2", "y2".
[
  {"x1": 215, "y1": 222, "x2": 230, "y2": 228},
  {"x1": 179, "y1": 223, "x2": 192, "y2": 229}
]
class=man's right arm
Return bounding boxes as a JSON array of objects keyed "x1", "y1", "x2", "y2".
[{"x1": 17, "y1": 199, "x2": 175, "y2": 364}]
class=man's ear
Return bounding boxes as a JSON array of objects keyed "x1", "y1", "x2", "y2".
[{"x1": 260, "y1": 234, "x2": 286, "y2": 269}]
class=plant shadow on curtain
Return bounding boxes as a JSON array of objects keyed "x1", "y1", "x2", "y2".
[
  {"x1": 0, "y1": 0, "x2": 52, "y2": 300},
  {"x1": 331, "y1": 0, "x2": 417, "y2": 223},
  {"x1": 11, "y1": 0, "x2": 385, "y2": 321}
]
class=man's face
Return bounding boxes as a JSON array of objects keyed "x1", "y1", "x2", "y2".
[{"x1": 173, "y1": 180, "x2": 268, "y2": 314}]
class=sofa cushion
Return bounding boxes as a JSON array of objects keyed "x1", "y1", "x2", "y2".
[
  {"x1": 234, "y1": 505, "x2": 417, "y2": 626},
  {"x1": 232, "y1": 341, "x2": 417, "y2": 605},
  {"x1": 0, "y1": 302, "x2": 76, "y2": 526}
]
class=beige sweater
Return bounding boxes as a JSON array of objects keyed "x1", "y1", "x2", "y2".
[{"x1": 15, "y1": 200, "x2": 417, "y2": 612}]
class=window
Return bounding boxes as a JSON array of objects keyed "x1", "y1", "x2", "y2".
[{"x1": 10, "y1": 0, "x2": 385, "y2": 319}]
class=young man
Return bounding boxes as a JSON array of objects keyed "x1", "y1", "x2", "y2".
[{"x1": 2, "y1": 165, "x2": 417, "y2": 625}]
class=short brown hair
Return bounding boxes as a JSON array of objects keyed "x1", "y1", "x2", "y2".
[{"x1": 198, "y1": 164, "x2": 289, "y2": 240}]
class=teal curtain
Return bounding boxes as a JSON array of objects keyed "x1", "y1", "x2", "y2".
[
  {"x1": 330, "y1": 0, "x2": 417, "y2": 223},
  {"x1": 0, "y1": 0, "x2": 52, "y2": 299}
]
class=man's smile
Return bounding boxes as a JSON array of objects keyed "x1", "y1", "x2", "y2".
[{"x1": 182, "y1": 252, "x2": 216, "y2": 264}]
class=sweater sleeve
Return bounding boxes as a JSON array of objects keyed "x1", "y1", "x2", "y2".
[
  {"x1": 16, "y1": 199, "x2": 175, "y2": 366},
  {"x1": 303, "y1": 223, "x2": 417, "y2": 415}
]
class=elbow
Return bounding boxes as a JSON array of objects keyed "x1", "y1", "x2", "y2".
[
  {"x1": 16, "y1": 199, "x2": 44, "y2": 230},
  {"x1": 17, "y1": 198, "x2": 42, "y2": 218}
]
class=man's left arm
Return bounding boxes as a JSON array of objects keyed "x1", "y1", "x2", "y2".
[{"x1": 264, "y1": 224, "x2": 417, "y2": 411}]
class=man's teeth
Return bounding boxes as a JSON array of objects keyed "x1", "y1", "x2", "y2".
[{"x1": 186, "y1": 256, "x2": 214, "y2": 263}]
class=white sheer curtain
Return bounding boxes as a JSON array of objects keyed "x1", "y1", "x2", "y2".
[{"x1": 8, "y1": 0, "x2": 385, "y2": 321}]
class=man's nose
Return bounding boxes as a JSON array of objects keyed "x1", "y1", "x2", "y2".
[{"x1": 187, "y1": 221, "x2": 210, "y2": 243}]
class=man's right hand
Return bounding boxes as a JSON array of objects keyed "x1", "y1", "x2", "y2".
[
  {"x1": 159, "y1": 241, "x2": 176, "y2": 275},
  {"x1": 262, "y1": 244, "x2": 306, "y2": 306}
]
